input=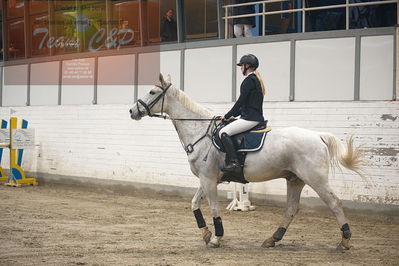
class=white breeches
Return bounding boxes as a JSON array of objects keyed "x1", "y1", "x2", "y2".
[
  {"x1": 219, "y1": 119, "x2": 259, "y2": 138},
  {"x1": 234, "y1": 24, "x2": 253, "y2": 37}
]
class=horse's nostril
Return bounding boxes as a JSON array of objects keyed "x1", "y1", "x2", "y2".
[{"x1": 129, "y1": 109, "x2": 132, "y2": 114}]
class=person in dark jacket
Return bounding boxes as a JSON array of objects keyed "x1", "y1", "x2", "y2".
[
  {"x1": 219, "y1": 54, "x2": 266, "y2": 174},
  {"x1": 233, "y1": 0, "x2": 256, "y2": 37},
  {"x1": 160, "y1": 9, "x2": 177, "y2": 42}
]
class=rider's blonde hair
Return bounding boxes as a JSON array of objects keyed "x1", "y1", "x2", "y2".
[{"x1": 254, "y1": 70, "x2": 266, "y2": 96}]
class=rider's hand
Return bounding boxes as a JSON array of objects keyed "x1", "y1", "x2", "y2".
[{"x1": 216, "y1": 115, "x2": 225, "y2": 120}]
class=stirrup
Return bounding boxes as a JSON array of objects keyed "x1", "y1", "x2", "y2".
[{"x1": 222, "y1": 162, "x2": 241, "y2": 173}]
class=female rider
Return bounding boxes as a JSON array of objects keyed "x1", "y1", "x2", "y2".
[{"x1": 219, "y1": 54, "x2": 266, "y2": 174}]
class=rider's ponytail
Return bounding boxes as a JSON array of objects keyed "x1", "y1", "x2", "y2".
[{"x1": 255, "y1": 70, "x2": 266, "y2": 96}]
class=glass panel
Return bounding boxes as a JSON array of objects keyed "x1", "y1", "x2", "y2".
[
  {"x1": 53, "y1": 1, "x2": 79, "y2": 54},
  {"x1": 259, "y1": 1, "x2": 298, "y2": 36},
  {"x1": 7, "y1": 19, "x2": 25, "y2": 59},
  {"x1": 184, "y1": 0, "x2": 205, "y2": 40},
  {"x1": 160, "y1": 0, "x2": 177, "y2": 42},
  {"x1": 6, "y1": 0, "x2": 25, "y2": 19},
  {"x1": 31, "y1": 14, "x2": 50, "y2": 57},
  {"x1": 111, "y1": 0, "x2": 140, "y2": 47},
  {"x1": 205, "y1": 0, "x2": 217, "y2": 38},
  {"x1": 0, "y1": 1, "x2": 3, "y2": 60},
  {"x1": 184, "y1": 0, "x2": 218, "y2": 40},
  {"x1": 305, "y1": 0, "x2": 345, "y2": 32},
  {"x1": 147, "y1": 0, "x2": 161, "y2": 43},
  {"x1": 30, "y1": 0, "x2": 49, "y2": 15},
  {"x1": 78, "y1": 1, "x2": 107, "y2": 52},
  {"x1": 349, "y1": 2, "x2": 397, "y2": 29}
]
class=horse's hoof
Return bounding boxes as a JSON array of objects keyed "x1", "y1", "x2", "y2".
[
  {"x1": 208, "y1": 236, "x2": 221, "y2": 248},
  {"x1": 336, "y1": 238, "x2": 352, "y2": 250},
  {"x1": 261, "y1": 237, "x2": 276, "y2": 248},
  {"x1": 202, "y1": 229, "x2": 212, "y2": 244}
]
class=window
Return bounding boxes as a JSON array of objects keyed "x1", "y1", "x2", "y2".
[
  {"x1": 0, "y1": 1, "x2": 3, "y2": 60},
  {"x1": 30, "y1": 0, "x2": 50, "y2": 57},
  {"x1": 159, "y1": 0, "x2": 177, "y2": 43},
  {"x1": 77, "y1": 1, "x2": 107, "y2": 52},
  {"x1": 6, "y1": 0, "x2": 25, "y2": 19},
  {"x1": 53, "y1": 1, "x2": 79, "y2": 54},
  {"x1": 147, "y1": 0, "x2": 161, "y2": 44},
  {"x1": 263, "y1": 1, "x2": 297, "y2": 35},
  {"x1": 7, "y1": 19, "x2": 25, "y2": 59},
  {"x1": 6, "y1": 0, "x2": 25, "y2": 59},
  {"x1": 184, "y1": 0, "x2": 218, "y2": 40},
  {"x1": 349, "y1": 1, "x2": 397, "y2": 29},
  {"x1": 31, "y1": 13, "x2": 50, "y2": 57},
  {"x1": 111, "y1": 0, "x2": 140, "y2": 47},
  {"x1": 305, "y1": 0, "x2": 346, "y2": 32},
  {"x1": 30, "y1": 0, "x2": 49, "y2": 14}
]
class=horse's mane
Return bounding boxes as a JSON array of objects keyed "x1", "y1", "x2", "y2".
[{"x1": 170, "y1": 86, "x2": 213, "y2": 118}]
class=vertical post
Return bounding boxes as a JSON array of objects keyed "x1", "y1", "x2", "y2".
[
  {"x1": 217, "y1": 0, "x2": 224, "y2": 39},
  {"x1": 302, "y1": 0, "x2": 305, "y2": 33},
  {"x1": 24, "y1": 0, "x2": 30, "y2": 59},
  {"x1": 232, "y1": 44, "x2": 237, "y2": 101},
  {"x1": 295, "y1": 0, "x2": 302, "y2": 33},
  {"x1": 9, "y1": 117, "x2": 16, "y2": 184},
  {"x1": 0, "y1": 66, "x2": 3, "y2": 107},
  {"x1": 180, "y1": 49, "x2": 185, "y2": 91},
  {"x1": 394, "y1": 26, "x2": 398, "y2": 100},
  {"x1": 176, "y1": 0, "x2": 184, "y2": 43},
  {"x1": 58, "y1": 61, "x2": 62, "y2": 105},
  {"x1": 354, "y1": 35, "x2": 361, "y2": 101},
  {"x1": 139, "y1": 0, "x2": 144, "y2": 47},
  {"x1": 93, "y1": 56, "x2": 98, "y2": 104},
  {"x1": 48, "y1": 0, "x2": 55, "y2": 56},
  {"x1": 262, "y1": 2, "x2": 265, "y2": 36},
  {"x1": 27, "y1": 63, "x2": 31, "y2": 106},
  {"x1": 224, "y1": 5, "x2": 228, "y2": 39},
  {"x1": 289, "y1": 40, "x2": 296, "y2": 101},
  {"x1": 2, "y1": 0, "x2": 7, "y2": 61},
  {"x1": 134, "y1": 53, "x2": 139, "y2": 102},
  {"x1": 345, "y1": 0, "x2": 349, "y2": 30},
  {"x1": 0, "y1": 119, "x2": 8, "y2": 182}
]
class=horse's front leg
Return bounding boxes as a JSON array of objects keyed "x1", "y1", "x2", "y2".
[
  {"x1": 201, "y1": 177, "x2": 224, "y2": 248},
  {"x1": 191, "y1": 186, "x2": 212, "y2": 244}
]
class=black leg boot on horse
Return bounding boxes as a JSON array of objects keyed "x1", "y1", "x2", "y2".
[{"x1": 220, "y1": 133, "x2": 242, "y2": 175}]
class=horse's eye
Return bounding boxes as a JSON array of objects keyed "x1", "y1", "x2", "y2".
[{"x1": 149, "y1": 90, "x2": 156, "y2": 95}]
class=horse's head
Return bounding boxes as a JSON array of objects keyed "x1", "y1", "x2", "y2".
[{"x1": 129, "y1": 74, "x2": 172, "y2": 120}]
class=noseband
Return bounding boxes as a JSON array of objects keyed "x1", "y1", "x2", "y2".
[{"x1": 136, "y1": 83, "x2": 172, "y2": 119}]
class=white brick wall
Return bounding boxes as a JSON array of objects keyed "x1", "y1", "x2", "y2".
[{"x1": 0, "y1": 101, "x2": 397, "y2": 205}]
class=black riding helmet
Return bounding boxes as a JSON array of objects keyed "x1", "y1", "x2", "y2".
[{"x1": 237, "y1": 54, "x2": 259, "y2": 69}]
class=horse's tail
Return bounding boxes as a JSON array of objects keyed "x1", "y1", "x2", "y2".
[{"x1": 319, "y1": 133, "x2": 366, "y2": 180}]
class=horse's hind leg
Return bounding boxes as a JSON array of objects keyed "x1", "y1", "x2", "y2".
[
  {"x1": 191, "y1": 186, "x2": 212, "y2": 244},
  {"x1": 310, "y1": 181, "x2": 353, "y2": 250},
  {"x1": 262, "y1": 177, "x2": 305, "y2": 248}
]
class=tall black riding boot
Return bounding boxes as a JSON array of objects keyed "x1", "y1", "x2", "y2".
[{"x1": 220, "y1": 133, "x2": 241, "y2": 174}]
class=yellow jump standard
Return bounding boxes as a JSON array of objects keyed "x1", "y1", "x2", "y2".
[{"x1": 0, "y1": 117, "x2": 37, "y2": 186}]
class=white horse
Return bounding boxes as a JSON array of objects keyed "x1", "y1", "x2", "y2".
[{"x1": 129, "y1": 74, "x2": 364, "y2": 249}]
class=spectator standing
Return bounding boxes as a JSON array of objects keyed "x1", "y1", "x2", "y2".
[
  {"x1": 160, "y1": 9, "x2": 177, "y2": 42},
  {"x1": 233, "y1": 0, "x2": 255, "y2": 37}
]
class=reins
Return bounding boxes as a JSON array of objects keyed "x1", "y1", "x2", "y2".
[{"x1": 135, "y1": 82, "x2": 223, "y2": 154}]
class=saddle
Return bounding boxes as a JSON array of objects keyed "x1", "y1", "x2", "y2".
[{"x1": 212, "y1": 120, "x2": 271, "y2": 184}]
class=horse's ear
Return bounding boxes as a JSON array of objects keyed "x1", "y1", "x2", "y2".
[
  {"x1": 165, "y1": 74, "x2": 172, "y2": 84},
  {"x1": 159, "y1": 73, "x2": 166, "y2": 87}
]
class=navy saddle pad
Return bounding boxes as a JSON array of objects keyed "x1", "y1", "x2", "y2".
[{"x1": 212, "y1": 120, "x2": 269, "y2": 153}]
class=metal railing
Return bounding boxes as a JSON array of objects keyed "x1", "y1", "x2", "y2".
[{"x1": 222, "y1": 0, "x2": 398, "y2": 38}]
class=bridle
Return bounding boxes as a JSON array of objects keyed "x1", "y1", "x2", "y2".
[
  {"x1": 135, "y1": 83, "x2": 172, "y2": 119},
  {"x1": 130, "y1": 82, "x2": 222, "y2": 154}
]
